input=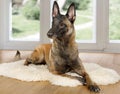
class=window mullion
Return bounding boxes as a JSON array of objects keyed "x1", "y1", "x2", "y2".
[
  {"x1": 102, "y1": 0, "x2": 109, "y2": 51},
  {"x1": 40, "y1": 0, "x2": 51, "y2": 43},
  {"x1": 95, "y1": 0, "x2": 111, "y2": 52}
]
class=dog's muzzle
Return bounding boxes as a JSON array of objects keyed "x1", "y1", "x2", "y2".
[
  {"x1": 47, "y1": 32, "x2": 53, "y2": 38},
  {"x1": 47, "y1": 32, "x2": 57, "y2": 39}
]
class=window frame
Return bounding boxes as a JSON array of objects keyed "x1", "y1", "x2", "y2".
[
  {"x1": 78, "y1": 0, "x2": 120, "y2": 53},
  {"x1": 77, "y1": 0, "x2": 104, "y2": 51},
  {"x1": 103, "y1": 0, "x2": 120, "y2": 53},
  {"x1": 0, "y1": 0, "x2": 120, "y2": 53}
]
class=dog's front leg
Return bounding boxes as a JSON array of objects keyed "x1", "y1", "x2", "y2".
[
  {"x1": 72, "y1": 58, "x2": 100, "y2": 93},
  {"x1": 48, "y1": 61, "x2": 86, "y2": 85},
  {"x1": 50, "y1": 68, "x2": 86, "y2": 85}
]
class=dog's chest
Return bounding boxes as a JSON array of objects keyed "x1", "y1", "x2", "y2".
[
  {"x1": 52, "y1": 44, "x2": 78, "y2": 63},
  {"x1": 52, "y1": 47, "x2": 78, "y2": 73},
  {"x1": 51, "y1": 41, "x2": 78, "y2": 73}
]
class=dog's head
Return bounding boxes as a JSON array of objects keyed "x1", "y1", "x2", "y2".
[{"x1": 47, "y1": 1, "x2": 76, "y2": 40}]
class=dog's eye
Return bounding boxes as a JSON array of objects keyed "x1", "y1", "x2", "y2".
[{"x1": 60, "y1": 23, "x2": 65, "y2": 28}]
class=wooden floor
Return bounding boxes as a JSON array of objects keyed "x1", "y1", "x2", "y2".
[{"x1": 0, "y1": 50, "x2": 120, "y2": 94}]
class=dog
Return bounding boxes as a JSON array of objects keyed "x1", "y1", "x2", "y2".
[{"x1": 23, "y1": 1, "x2": 100, "y2": 93}]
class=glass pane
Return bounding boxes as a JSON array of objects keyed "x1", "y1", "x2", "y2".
[
  {"x1": 109, "y1": 0, "x2": 120, "y2": 42},
  {"x1": 10, "y1": 0, "x2": 40, "y2": 41},
  {"x1": 60, "y1": 0, "x2": 95, "y2": 42}
]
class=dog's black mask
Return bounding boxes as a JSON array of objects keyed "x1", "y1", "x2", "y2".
[{"x1": 47, "y1": 1, "x2": 76, "y2": 39}]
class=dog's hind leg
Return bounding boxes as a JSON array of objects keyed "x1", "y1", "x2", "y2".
[{"x1": 24, "y1": 47, "x2": 45, "y2": 66}]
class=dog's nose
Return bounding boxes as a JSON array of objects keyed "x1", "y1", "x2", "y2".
[{"x1": 47, "y1": 32, "x2": 53, "y2": 38}]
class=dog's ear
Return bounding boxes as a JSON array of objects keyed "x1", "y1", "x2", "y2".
[
  {"x1": 66, "y1": 3, "x2": 76, "y2": 23},
  {"x1": 52, "y1": 1, "x2": 60, "y2": 18}
]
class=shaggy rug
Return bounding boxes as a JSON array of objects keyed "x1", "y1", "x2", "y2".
[{"x1": 0, "y1": 60, "x2": 120, "y2": 87}]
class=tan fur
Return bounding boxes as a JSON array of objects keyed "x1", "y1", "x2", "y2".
[{"x1": 24, "y1": 44, "x2": 51, "y2": 66}]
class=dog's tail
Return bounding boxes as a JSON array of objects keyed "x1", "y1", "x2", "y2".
[{"x1": 14, "y1": 50, "x2": 21, "y2": 61}]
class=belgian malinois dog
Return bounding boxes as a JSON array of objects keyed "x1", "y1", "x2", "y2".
[{"x1": 24, "y1": 1, "x2": 100, "y2": 93}]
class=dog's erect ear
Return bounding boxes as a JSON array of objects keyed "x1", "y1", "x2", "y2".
[
  {"x1": 52, "y1": 1, "x2": 60, "y2": 18},
  {"x1": 66, "y1": 3, "x2": 76, "y2": 23}
]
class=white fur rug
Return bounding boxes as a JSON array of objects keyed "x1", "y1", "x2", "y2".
[{"x1": 0, "y1": 60, "x2": 120, "y2": 87}]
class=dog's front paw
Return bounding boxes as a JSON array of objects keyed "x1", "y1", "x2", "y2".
[{"x1": 88, "y1": 84, "x2": 100, "y2": 93}]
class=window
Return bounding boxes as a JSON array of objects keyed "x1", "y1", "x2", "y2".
[
  {"x1": 11, "y1": 0, "x2": 40, "y2": 41},
  {"x1": 104, "y1": 0, "x2": 120, "y2": 52},
  {"x1": 109, "y1": 0, "x2": 120, "y2": 42},
  {"x1": 74, "y1": 0, "x2": 95, "y2": 43},
  {"x1": 0, "y1": 0, "x2": 120, "y2": 53},
  {"x1": 0, "y1": 0, "x2": 51, "y2": 50}
]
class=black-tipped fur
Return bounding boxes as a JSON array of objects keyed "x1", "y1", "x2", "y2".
[
  {"x1": 52, "y1": 1, "x2": 60, "y2": 18},
  {"x1": 66, "y1": 3, "x2": 76, "y2": 23}
]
